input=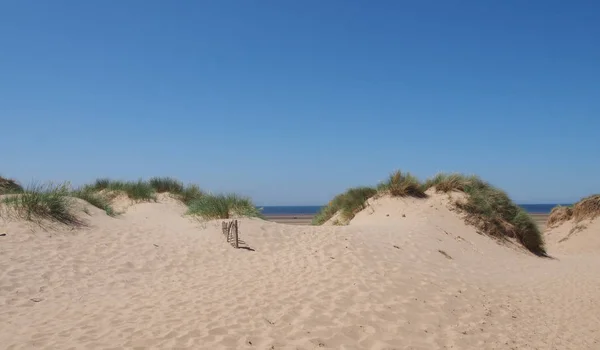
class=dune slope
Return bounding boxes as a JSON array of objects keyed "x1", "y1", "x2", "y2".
[{"x1": 1, "y1": 199, "x2": 600, "y2": 349}]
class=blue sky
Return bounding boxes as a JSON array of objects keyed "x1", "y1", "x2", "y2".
[{"x1": 1, "y1": 1, "x2": 599, "y2": 205}]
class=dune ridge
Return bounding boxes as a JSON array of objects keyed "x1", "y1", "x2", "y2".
[
  {"x1": 545, "y1": 195, "x2": 600, "y2": 254},
  {"x1": 1, "y1": 175, "x2": 600, "y2": 349}
]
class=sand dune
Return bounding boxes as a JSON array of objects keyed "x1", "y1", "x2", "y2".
[
  {"x1": 545, "y1": 217, "x2": 600, "y2": 254},
  {"x1": 1, "y1": 195, "x2": 600, "y2": 349}
]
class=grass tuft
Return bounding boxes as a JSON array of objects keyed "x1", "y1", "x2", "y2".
[
  {"x1": 92, "y1": 178, "x2": 111, "y2": 191},
  {"x1": 378, "y1": 170, "x2": 426, "y2": 198},
  {"x1": 1, "y1": 182, "x2": 83, "y2": 226},
  {"x1": 121, "y1": 180, "x2": 156, "y2": 201},
  {"x1": 547, "y1": 195, "x2": 600, "y2": 227},
  {"x1": 572, "y1": 194, "x2": 600, "y2": 222},
  {"x1": 312, "y1": 186, "x2": 377, "y2": 225},
  {"x1": 149, "y1": 177, "x2": 184, "y2": 194},
  {"x1": 178, "y1": 184, "x2": 205, "y2": 205},
  {"x1": 422, "y1": 173, "x2": 478, "y2": 193},
  {"x1": 186, "y1": 193, "x2": 262, "y2": 220},
  {"x1": 547, "y1": 205, "x2": 573, "y2": 228},
  {"x1": 88, "y1": 178, "x2": 156, "y2": 202},
  {"x1": 0, "y1": 176, "x2": 23, "y2": 194},
  {"x1": 83, "y1": 177, "x2": 204, "y2": 205},
  {"x1": 71, "y1": 188, "x2": 116, "y2": 216}
]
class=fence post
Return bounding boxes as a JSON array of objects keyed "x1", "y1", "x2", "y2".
[{"x1": 233, "y1": 220, "x2": 239, "y2": 249}]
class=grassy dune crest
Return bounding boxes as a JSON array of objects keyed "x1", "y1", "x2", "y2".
[
  {"x1": 313, "y1": 171, "x2": 427, "y2": 225},
  {"x1": 314, "y1": 170, "x2": 546, "y2": 256},
  {"x1": 187, "y1": 193, "x2": 262, "y2": 220},
  {"x1": 0, "y1": 176, "x2": 23, "y2": 194},
  {"x1": 378, "y1": 170, "x2": 426, "y2": 198},
  {"x1": 85, "y1": 177, "x2": 204, "y2": 204},
  {"x1": 87, "y1": 178, "x2": 157, "y2": 201},
  {"x1": 312, "y1": 187, "x2": 377, "y2": 225},
  {"x1": 547, "y1": 195, "x2": 600, "y2": 227},
  {"x1": 424, "y1": 173, "x2": 545, "y2": 256},
  {"x1": 1, "y1": 182, "x2": 83, "y2": 226}
]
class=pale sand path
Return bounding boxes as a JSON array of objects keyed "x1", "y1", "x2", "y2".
[{"x1": 1, "y1": 196, "x2": 599, "y2": 349}]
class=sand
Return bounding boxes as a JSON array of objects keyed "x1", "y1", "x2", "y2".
[{"x1": 1, "y1": 194, "x2": 599, "y2": 349}]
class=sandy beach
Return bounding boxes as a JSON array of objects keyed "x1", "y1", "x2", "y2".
[
  {"x1": 3, "y1": 0, "x2": 597, "y2": 347},
  {"x1": 1, "y1": 192, "x2": 599, "y2": 350}
]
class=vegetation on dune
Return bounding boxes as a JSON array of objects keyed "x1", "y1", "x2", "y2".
[
  {"x1": 314, "y1": 170, "x2": 545, "y2": 256},
  {"x1": 87, "y1": 178, "x2": 157, "y2": 201},
  {"x1": 86, "y1": 177, "x2": 204, "y2": 204},
  {"x1": 186, "y1": 193, "x2": 262, "y2": 220},
  {"x1": 314, "y1": 170, "x2": 426, "y2": 226},
  {"x1": 71, "y1": 188, "x2": 116, "y2": 216},
  {"x1": 378, "y1": 170, "x2": 426, "y2": 198},
  {"x1": 149, "y1": 177, "x2": 185, "y2": 194},
  {"x1": 422, "y1": 173, "x2": 479, "y2": 193},
  {"x1": 547, "y1": 195, "x2": 600, "y2": 227},
  {"x1": 572, "y1": 195, "x2": 600, "y2": 222},
  {"x1": 547, "y1": 205, "x2": 574, "y2": 228},
  {"x1": 424, "y1": 173, "x2": 545, "y2": 256},
  {"x1": 1, "y1": 182, "x2": 83, "y2": 226},
  {"x1": 0, "y1": 176, "x2": 23, "y2": 194},
  {"x1": 312, "y1": 186, "x2": 377, "y2": 225},
  {"x1": 177, "y1": 184, "x2": 205, "y2": 205}
]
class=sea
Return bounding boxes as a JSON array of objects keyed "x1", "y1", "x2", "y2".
[{"x1": 260, "y1": 204, "x2": 570, "y2": 215}]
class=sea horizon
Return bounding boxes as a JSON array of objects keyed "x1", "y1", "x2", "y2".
[{"x1": 259, "y1": 203, "x2": 571, "y2": 215}]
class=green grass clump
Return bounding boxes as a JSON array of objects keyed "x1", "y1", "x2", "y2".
[
  {"x1": 0, "y1": 176, "x2": 23, "y2": 194},
  {"x1": 425, "y1": 173, "x2": 545, "y2": 256},
  {"x1": 88, "y1": 178, "x2": 156, "y2": 201},
  {"x1": 312, "y1": 186, "x2": 377, "y2": 225},
  {"x1": 92, "y1": 178, "x2": 111, "y2": 190},
  {"x1": 87, "y1": 177, "x2": 206, "y2": 204},
  {"x1": 377, "y1": 170, "x2": 426, "y2": 198},
  {"x1": 186, "y1": 193, "x2": 262, "y2": 220},
  {"x1": 178, "y1": 184, "x2": 205, "y2": 205},
  {"x1": 71, "y1": 188, "x2": 116, "y2": 216},
  {"x1": 149, "y1": 177, "x2": 185, "y2": 194},
  {"x1": 422, "y1": 173, "x2": 478, "y2": 193},
  {"x1": 118, "y1": 180, "x2": 156, "y2": 201},
  {"x1": 1, "y1": 182, "x2": 83, "y2": 226}
]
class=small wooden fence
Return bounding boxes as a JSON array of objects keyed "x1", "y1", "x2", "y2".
[{"x1": 221, "y1": 219, "x2": 239, "y2": 248}]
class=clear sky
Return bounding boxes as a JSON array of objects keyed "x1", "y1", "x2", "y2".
[{"x1": 1, "y1": 1, "x2": 599, "y2": 205}]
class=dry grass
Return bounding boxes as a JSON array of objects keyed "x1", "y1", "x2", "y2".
[
  {"x1": 547, "y1": 194, "x2": 600, "y2": 228},
  {"x1": 572, "y1": 195, "x2": 600, "y2": 222},
  {"x1": 547, "y1": 206, "x2": 573, "y2": 228}
]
